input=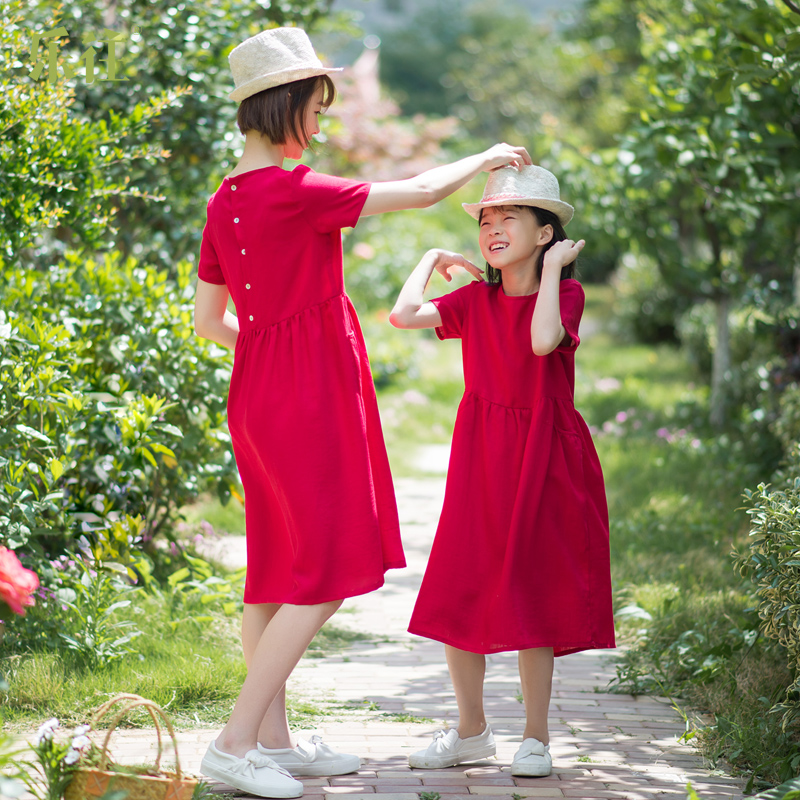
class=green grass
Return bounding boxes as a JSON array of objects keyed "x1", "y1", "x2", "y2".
[{"x1": 1, "y1": 591, "x2": 373, "y2": 731}]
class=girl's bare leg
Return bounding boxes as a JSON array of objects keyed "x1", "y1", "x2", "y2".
[
  {"x1": 445, "y1": 644, "x2": 487, "y2": 738},
  {"x1": 216, "y1": 599, "x2": 343, "y2": 757},
  {"x1": 518, "y1": 647, "x2": 554, "y2": 744},
  {"x1": 241, "y1": 603, "x2": 293, "y2": 749}
]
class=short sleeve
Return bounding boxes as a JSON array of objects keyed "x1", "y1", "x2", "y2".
[
  {"x1": 555, "y1": 279, "x2": 585, "y2": 352},
  {"x1": 291, "y1": 165, "x2": 371, "y2": 234},
  {"x1": 197, "y1": 204, "x2": 225, "y2": 285},
  {"x1": 431, "y1": 282, "x2": 479, "y2": 341}
]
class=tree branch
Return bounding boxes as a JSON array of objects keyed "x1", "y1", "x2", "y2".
[{"x1": 781, "y1": 0, "x2": 800, "y2": 15}]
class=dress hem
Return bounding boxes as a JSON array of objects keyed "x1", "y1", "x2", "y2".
[
  {"x1": 407, "y1": 624, "x2": 616, "y2": 657},
  {"x1": 243, "y1": 559, "x2": 406, "y2": 606}
]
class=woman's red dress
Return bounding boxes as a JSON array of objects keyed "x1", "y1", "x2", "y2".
[
  {"x1": 198, "y1": 165, "x2": 405, "y2": 605},
  {"x1": 408, "y1": 279, "x2": 615, "y2": 655}
]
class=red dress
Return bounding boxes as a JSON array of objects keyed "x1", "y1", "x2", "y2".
[
  {"x1": 408, "y1": 279, "x2": 615, "y2": 655},
  {"x1": 198, "y1": 165, "x2": 405, "y2": 605}
]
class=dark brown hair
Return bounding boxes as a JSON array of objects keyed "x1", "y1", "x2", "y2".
[
  {"x1": 481, "y1": 205, "x2": 576, "y2": 286},
  {"x1": 236, "y1": 74, "x2": 335, "y2": 145}
]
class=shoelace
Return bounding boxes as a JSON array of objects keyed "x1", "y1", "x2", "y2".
[{"x1": 229, "y1": 751, "x2": 294, "y2": 779}]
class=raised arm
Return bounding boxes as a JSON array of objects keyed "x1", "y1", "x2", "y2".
[
  {"x1": 530, "y1": 239, "x2": 585, "y2": 355},
  {"x1": 194, "y1": 279, "x2": 240, "y2": 350},
  {"x1": 390, "y1": 249, "x2": 482, "y2": 330},
  {"x1": 361, "y1": 143, "x2": 532, "y2": 217}
]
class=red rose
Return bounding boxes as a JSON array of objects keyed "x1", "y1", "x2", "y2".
[{"x1": 0, "y1": 546, "x2": 39, "y2": 616}]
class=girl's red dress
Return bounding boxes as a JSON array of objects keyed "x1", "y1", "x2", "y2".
[
  {"x1": 198, "y1": 165, "x2": 405, "y2": 605},
  {"x1": 408, "y1": 279, "x2": 615, "y2": 655}
]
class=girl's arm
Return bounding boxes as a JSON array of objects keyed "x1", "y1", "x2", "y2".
[
  {"x1": 361, "y1": 143, "x2": 532, "y2": 217},
  {"x1": 390, "y1": 249, "x2": 482, "y2": 329},
  {"x1": 530, "y1": 239, "x2": 585, "y2": 356},
  {"x1": 194, "y1": 279, "x2": 240, "y2": 350}
]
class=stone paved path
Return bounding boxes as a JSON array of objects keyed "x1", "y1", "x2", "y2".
[{"x1": 71, "y1": 479, "x2": 746, "y2": 800}]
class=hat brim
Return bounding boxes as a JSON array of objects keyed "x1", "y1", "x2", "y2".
[
  {"x1": 462, "y1": 197, "x2": 574, "y2": 226},
  {"x1": 230, "y1": 66, "x2": 343, "y2": 102}
]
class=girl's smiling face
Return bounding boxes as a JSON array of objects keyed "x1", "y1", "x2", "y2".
[
  {"x1": 283, "y1": 85, "x2": 325, "y2": 160},
  {"x1": 479, "y1": 205, "x2": 551, "y2": 273}
]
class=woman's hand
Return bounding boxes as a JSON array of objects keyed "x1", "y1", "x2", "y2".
[
  {"x1": 481, "y1": 143, "x2": 533, "y2": 172},
  {"x1": 543, "y1": 238, "x2": 586, "y2": 270},
  {"x1": 428, "y1": 249, "x2": 484, "y2": 282}
]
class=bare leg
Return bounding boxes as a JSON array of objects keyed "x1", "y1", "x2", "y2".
[
  {"x1": 445, "y1": 644, "x2": 487, "y2": 739},
  {"x1": 241, "y1": 603, "x2": 293, "y2": 749},
  {"x1": 518, "y1": 647, "x2": 554, "y2": 744},
  {"x1": 216, "y1": 599, "x2": 343, "y2": 757}
]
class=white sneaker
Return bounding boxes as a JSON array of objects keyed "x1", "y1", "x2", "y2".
[
  {"x1": 510, "y1": 738, "x2": 552, "y2": 777},
  {"x1": 258, "y1": 735, "x2": 361, "y2": 777},
  {"x1": 201, "y1": 740, "x2": 304, "y2": 797},
  {"x1": 408, "y1": 726, "x2": 496, "y2": 769}
]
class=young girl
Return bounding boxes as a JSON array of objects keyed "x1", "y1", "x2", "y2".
[
  {"x1": 390, "y1": 165, "x2": 615, "y2": 777},
  {"x1": 193, "y1": 27, "x2": 531, "y2": 798}
]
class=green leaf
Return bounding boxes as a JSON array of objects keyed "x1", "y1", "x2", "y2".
[{"x1": 48, "y1": 459, "x2": 64, "y2": 481}]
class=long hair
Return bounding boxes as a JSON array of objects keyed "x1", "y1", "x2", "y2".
[{"x1": 482, "y1": 205, "x2": 576, "y2": 286}]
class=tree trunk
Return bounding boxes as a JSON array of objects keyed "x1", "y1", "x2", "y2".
[
  {"x1": 710, "y1": 293, "x2": 732, "y2": 429},
  {"x1": 794, "y1": 228, "x2": 800, "y2": 306}
]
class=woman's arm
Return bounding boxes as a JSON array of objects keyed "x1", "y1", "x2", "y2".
[
  {"x1": 530, "y1": 239, "x2": 585, "y2": 355},
  {"x1": 194, "y1": 279, "x2": 239, "y2": 350},
  {"x1": 361, "y1": 143, "x2": 532, "y2": 217},
  {"x1": 390, "y1": 249, "x2": 482, "y2": 330}
]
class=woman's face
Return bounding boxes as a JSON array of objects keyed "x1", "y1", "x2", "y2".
[{"x1": 283, "y1": 85, "x2": 325, "y2": 160}]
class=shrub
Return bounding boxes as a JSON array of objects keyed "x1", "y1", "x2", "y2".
[
  {"x1": 0, "y1": 253, "x2": 237, "y2": 569},
  {"x1": 736, "y1": 480, "x2": 800, "y2": 729}
]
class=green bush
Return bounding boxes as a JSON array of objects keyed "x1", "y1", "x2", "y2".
[
  {"x1": 737, "y1": 480, "x2": 800, "y2": 728},
  {"x1": 0, "y1": 253, "x2": 237, "y2": 568},
  {"x1": 611, "y1": 252, "x2": 688, "y2": 344}
]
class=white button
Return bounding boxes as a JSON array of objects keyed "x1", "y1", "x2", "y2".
[
  {"x1": 231, "y1": 184, "x2": 237, "y2": 191},
  {"x1": 245, "y1": 283, "x2": 251, "y2": 289},
  {"x1": 249, "y1": 315, "x2": 254, "y2": 321},
  {"x1": 234, "y1": 217, "x2": 240, "y2": 223},
  {"x1": 241, "y1": 249, "x2": 246, "y2": 255}
]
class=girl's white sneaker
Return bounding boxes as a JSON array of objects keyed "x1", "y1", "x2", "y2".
[
  {"x1": 510, "y1": 738, "x2": 552, "y2": 777},
  {"x1": 408, "y1": 726, "x2": 496, "y2": 769},
  {"x1": 258, "y1": 736, "x2": 361, "y2": 776}
]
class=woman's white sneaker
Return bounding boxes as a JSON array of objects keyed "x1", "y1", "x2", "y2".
[
  {"x1": 201, "y1": 740, "x2": 304, "y2": 797},
  {"x1": 258, "y1": 735, "x2": 361, "y2": 777},
  {"x1": 510, "y1": 738, "x2": 552, "y2": 777},
  {"x1": 408, "y1": 726, "x2": 496, "y2": 769}
]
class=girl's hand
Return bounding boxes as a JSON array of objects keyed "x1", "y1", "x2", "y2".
[
  {"x1": 481, "y1": 143, "x2": 533, "y2": 172},
  {"x1": 543, "y1": 239, "x2": 586, "y2": 270},
  {"x1": 428, "y1": 249, "x2": 484, "y2": 282}
]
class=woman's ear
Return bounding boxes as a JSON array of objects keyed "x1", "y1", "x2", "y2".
[{"x1": 538, "y1": 224, "x2": 554, "y2": 246}]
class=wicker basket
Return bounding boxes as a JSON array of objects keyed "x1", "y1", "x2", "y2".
[{"x1": 64, "y1": 693, "x2": 197, "y2": 800}]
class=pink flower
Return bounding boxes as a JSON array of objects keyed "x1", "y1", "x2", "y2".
[{"x1": 0, "y1": 546, "x2": 39, "y2": 615}]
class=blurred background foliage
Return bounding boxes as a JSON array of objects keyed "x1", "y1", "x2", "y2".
[{"x1": 1, "y1": 0, "x2": 800, "y2": 788}]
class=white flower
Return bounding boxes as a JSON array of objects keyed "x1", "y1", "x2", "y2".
[
  {"x1": 34, "y1": 718, "x2": 59, "y2": 745},
  {"x1": 70, "y1": 734, "x2": 91, "y2": 751},
  {"x1": 73, "y1": 725, "x2": 91, "y2": 736},
  {"x1": 63, "y1": 748, "x2": 80, "y2": 765}
]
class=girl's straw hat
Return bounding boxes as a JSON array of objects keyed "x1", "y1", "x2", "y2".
[
  {"x1": 463, "y1": 165, "x2": 574, "y2": 226},
  {"x1": 229, "y1": 27, "x2": 342, "y2": 102}
]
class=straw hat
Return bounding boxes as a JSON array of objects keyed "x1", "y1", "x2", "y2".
[
  {"x1": 229, "y1": 27, "x2": 342, "y2": 103},
  {"x1": 463, "y1": 165, "x2": 574, "y2": 226}
]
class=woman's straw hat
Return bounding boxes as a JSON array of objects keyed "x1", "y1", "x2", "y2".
[
  {"x1": 229, "y1": 27, "x2": 342, "y2": 103},
  {"x1": 463, "y1": 165, "x2": 574, "y2": 226}
]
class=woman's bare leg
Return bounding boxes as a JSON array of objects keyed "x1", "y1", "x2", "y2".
[
  {"x1": 445, "y1": 645, "x2": 487, "y2": 738},
  {"x1": 216, "y1": 599, "x2": 343, "y2": 757},
  {"x1": 241, "y1": 603, "x2": 293, "y2": 749},
  {"x1": 518, "y1": 647, "x2": 554, "y2": 744}
]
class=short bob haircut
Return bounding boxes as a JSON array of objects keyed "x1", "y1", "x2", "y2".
[
  {"x1": 480, "y1": 205, "x2": 577, "y2": 285},
  {"x1": 236, "y1": 74, "x2": 336, "y2": 146}
]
